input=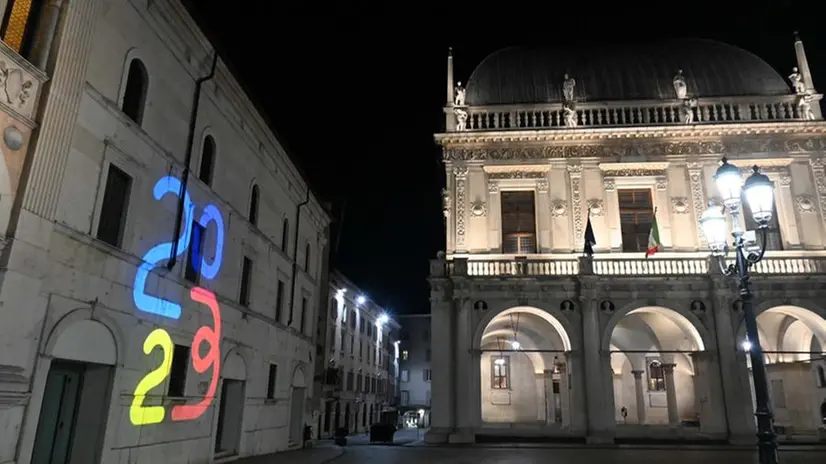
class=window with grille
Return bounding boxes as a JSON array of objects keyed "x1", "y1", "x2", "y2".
[
  {"x1": 501, "y1": 191, "x2": 536, "y2": 254},
  {"x1": 619, "y1": 189, "x2": 654, "y2": 252},
  {"x1": 647, "y1": 359, "x2": 666, "y2": 392},
  {"x1": 491, "y1": 356, "x2": 510, "y2": 390},
  {"x1": 743, "y1": 197, "x2": 783, "y2": 250}
]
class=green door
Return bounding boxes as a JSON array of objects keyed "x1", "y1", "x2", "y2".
[{"x1": 31, "y1": 361, "x2": 83, "y2": 464}]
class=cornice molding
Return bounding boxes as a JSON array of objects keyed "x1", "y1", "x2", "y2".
[
  {"x1": 483, "y1": 166, "x2": 551, "y2": 174},
  {"x1": 599, "y1": 162, "x2": 670, "y2": 174}
]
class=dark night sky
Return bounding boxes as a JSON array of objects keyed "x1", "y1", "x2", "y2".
[{"x1": 181, "y1": 6, "x2": 825, "y2": 315}]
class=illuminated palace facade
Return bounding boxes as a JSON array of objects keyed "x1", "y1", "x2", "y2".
[
  {"x1": 0, "y1": 0, "x2": 331, "y2": 463},
  {"x1": 313, "y1": 271, "x2": 401, "y2": 439},
  {"x1": 428, "y1": 38, "x2": 826, "y2": 445}
]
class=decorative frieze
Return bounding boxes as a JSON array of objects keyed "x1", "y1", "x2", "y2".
[
  {"x1": 686, "y1": 162, "x2": 707, "y2": 247},
  {"x1": 536, "y1": 179, "x2": 549, "y2": 192},
  {"x1": 808, "y1": 157, "x2": 826, "y2": 224},
  {"x1": 568, "y1": 164, "x2": 583, "y2": 246},
  {"x1": 488, "y1": 182, "x2": 499, "y2": 194},
  {"x1": 488, "y1": 171, "x2": 546, "y2": 180},
  {"x1": 796, "y1": 195, "x2": 816, "y2": 213},
  {"x1": 655, "y1": 176, "x2": 668, "y2": 190},
  {"x1": 588, "y1": 199, "x2": 604, "y2": 216},
  {"x1": 441, "y1": 137, "x2": 826, "y2": 161},
  {"x1": 454, "y1": 166, "x2": 468, "y2": 246},
  {"x1": 604, "y1": 179, "x2": 616, "y2": 191},
  {"x1": 599, "y1": 162, "x2": 669, "y2": 178}
]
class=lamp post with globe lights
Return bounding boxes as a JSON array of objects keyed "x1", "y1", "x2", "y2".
[{"x1": 699, "y1": 157, "x2": 778, "y2": 464}]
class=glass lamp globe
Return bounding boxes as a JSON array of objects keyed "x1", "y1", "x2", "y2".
[
  {"x1": 743, "y1": 166, "x2": 775, "y2": 226},
  {"x1": 700, "y1": 202, "x2": 728, "y2": 253},
  {"x1": 713, "y1": 158, "x2": 743, "y2": 209}
]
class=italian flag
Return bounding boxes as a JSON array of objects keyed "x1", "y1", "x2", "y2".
[{"x1": 646, "y1": 209, "x2": 662, "y2": 258}]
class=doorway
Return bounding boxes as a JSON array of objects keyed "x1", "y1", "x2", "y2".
[
  {"x1": 31, "y1": 360, "x2": 113, "y2": 464},
  {"x1": 289, "y1": 387, "x2": 306, "y2": 444},
  {"x1": 215, "y1": 379, "x2": 245, "y2": 456}
]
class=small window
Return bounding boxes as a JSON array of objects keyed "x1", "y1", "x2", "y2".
[
  {"x1": 424, "y1": 369, "x2": 432, "y2": 381},
  {"x1": 360, "y1": 317, "x2": 365, "y2": 333},
  {"x1": 198, "y1": 136, "x2": 216, "y2": 186},
  {"x1": 402, "y1": 350, "x2": 408, "y2": 360},
  {"x1": 185, "y1": 221, "x2": 205, "y2": 283},
  {"x1": 304, "y1": 242, "x2": 312, "y2": 272},
  {"x1": 266, "y1": 364, "x2": 277, "y2": 399},
  {"x1": 818, "y1": 365, "x2": 826, "y2": 388},
  {"x1": 281, "y1": 218, "x2": 289, "y2": 252},
  {"x1": 97, "y1": 164, "x2": 132, "y2": 248},
  {"x1": 492, "y1": 356, "x2": 509, "y2": 389},
  {"x1": 330, "y1": 298, "x2": 337, "y2": 320},
  {"x1": 275, "y1": 280, "x2": 285, "y2": 322},
  {"x1": 647, "y1": 359, "x2": 666, "y2": 392},
  {"x1": 0, "y1": 0, "x2": 44, "y2": 57},
  {"x1": 249, "y1": 184, "x2": 259, "y2": 226},
  {"x1": 401, "y1": 369, "x2": 409, "y2": 382},
  {"x1": 168, "y1": 344, "x2": 190, "y2": 397},
  {"x1": 300, "y1": 297, "x2": 308, "y2": 333},
  {"x1": 239, "y1": 257, "x2": 252, "y2": 306},
  {"x1": 122, "y1": 59, "x2": 148, "y2": 125},
  {"x1": 401, "y1": 390, "x2": 410, "y2": 405}
]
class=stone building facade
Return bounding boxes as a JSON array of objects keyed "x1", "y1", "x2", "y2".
[
  {"x1": 429, "y1": 38, "x2": 826, "y2": 445},
  {"x1": 398, "y1": 314, "x2": 432, "y2": 428},
  {"x1": 315, "y1": 271, "x2": 400, "y2": 439},
  {"x1": 0, "y1": 0, "x2": 331, "y2": 462}
]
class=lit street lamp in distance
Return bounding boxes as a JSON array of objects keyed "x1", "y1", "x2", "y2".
[{"x1": 699, "y1": 157, "x2": 779, "y2": 464}]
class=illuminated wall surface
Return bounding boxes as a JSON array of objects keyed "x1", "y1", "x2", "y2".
[{"x1": 130, "y1": 176, "x2": 225, "y2": 425}]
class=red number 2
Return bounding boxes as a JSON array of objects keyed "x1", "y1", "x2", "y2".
[{"x1": 171, "y1": 287, "x2": 222, "y2": 421}]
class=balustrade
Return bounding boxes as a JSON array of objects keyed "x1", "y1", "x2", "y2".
[
  {"x1": 457, "y1": 94, "x2": 816, "y2": 131},
  {"x1": 431, "y1": 252, "x2": 826, "y2": 278}
]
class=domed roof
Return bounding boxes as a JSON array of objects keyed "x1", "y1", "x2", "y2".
[{"x1": 465, "y1": 39, "x2": 789, "y2": 106}]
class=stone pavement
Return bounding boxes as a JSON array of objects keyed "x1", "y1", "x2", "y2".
[{"x1": 231, "y1": 442, "x2": 343, "y2": 464}]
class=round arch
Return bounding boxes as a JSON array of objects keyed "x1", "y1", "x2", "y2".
[
  {"x1": 601, "y1": 303, "x2": 709, "y2": 352},
  {"x1": 222, "y1": 349, "x2": 247, "y2": 381},
  {"x1": 44, "y1": 308, "x2": 124, "y2": 366},
  {"x1": 118, "y1": 48, "x2": 151, "y2": 108},
  {"x1": 736, "y1": 303, "x2": 826, "y2": 360},
  {"x1": 474, "y1": 304, "x2": 573, "y2": 352}
]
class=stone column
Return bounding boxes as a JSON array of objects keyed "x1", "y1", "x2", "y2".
[
  {"x1": 425, "y1": 296, "x2": 455, "y2": 443},
  {"x1": 774, "y1": 170, "x2": 801, "y2": 248},
  {"x1": 536, "y1": 178, "x2": 551, "y2": 252},
  {"x1": 603, "y1": 178, "x2": 621, "y2": 250},
  {"x1": 21, "y1": 0, "x2": 102, "y2": 219},
  {"x1": 536, "y1": 373, "x2": 547, "y2": 421},
  {"x1": 445, "y1": 166, "x2": 455, "y2": 253},
  {"x1": 663, "y1": 363, "x2": 680, "y2": 426},
  {"x1": 487, "y1": 180, "x2": 501, "y2": 252},
  {"x1": 450, "y1": 295, "x2": 475, "y2": 443},
  {"x1": 691, "y1": 351, "x2": 726, "y2": 435},
  {"x1": 632, "y1": 370, "x2": 647, "y2": 424},
  {"x1": 686, "y1": 162, "x2": 708, "y2": 249},
  {"x1": 29, "y1": 0, "x2": 65, "y2": 70},
  {"x1": 559, "y1": 357, "x2": 571, "y2": 428},
  {"x1": 580, "y1": 278, "x2": 613, "y2": 442},
  {"x1": 544, "y1": 370, "x2": 556, "y2": 424}
]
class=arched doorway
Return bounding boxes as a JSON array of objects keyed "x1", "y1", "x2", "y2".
[
  {"x1": 607, "y1": 306, "x2": 706, "y2": 428},
  {"x1": 478, "y1": 306, "x2": 572, "y2": 427},
  {"x1": 737, "y1": 305, "x2": 826, "y2": 433}
]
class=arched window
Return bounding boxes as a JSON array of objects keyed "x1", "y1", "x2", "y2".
[
  {"x1": 122, "y1": 59, "x2": 148, "y2": 125},
  {"x1": 647, "y1": 360, "x2": 666, "y2": 391},
  {"x1": 248, "y1": 184, "x2": 259, "y2": 226},
  {"x1": 821, "y1": 401, "x2": 826, "y2": 425},
  {"x1": 199, "y1": 136, "x2": 215, "y2": 186},
  {"x1": 304, "y1": 242, "x2": 312, "y2": 272},
  {"x1": 281, "y1": 218, "x2": 289, "y2": 252},
  {"x1": 818, "y1": 365, "x2": 826, "y2": 388}
]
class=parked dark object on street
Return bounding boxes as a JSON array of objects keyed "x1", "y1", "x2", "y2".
[
  {"x1": 369, "y1": 423, "x2": 397, "y2": 443},
  {"x1": 303, "y1": 424, "x2": 312, "y2": 448},
  {"x1": 334, "y1": 427, "x2": 348, "y2": 446}
]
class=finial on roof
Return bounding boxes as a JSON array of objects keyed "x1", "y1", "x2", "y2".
[
  {"x1": 794, "y1": 31, "x2": 801, "y2": 42},
  {"x1": 448, "y1": 46, "x2": 453, "y2": 56}
]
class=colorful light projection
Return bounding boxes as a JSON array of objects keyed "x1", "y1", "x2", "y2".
[{"x1": 129, "y1": 175, "x2": 225, "y2": 426}]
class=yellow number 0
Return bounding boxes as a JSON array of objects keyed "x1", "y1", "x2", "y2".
[{"x1": 130, "y1": 328, "x2": 173, "y2": 425}]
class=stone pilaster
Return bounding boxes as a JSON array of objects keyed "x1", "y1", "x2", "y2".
[
  {"x1": 580, "y1": 278, "x2": 613, "y2": 442},
  {"x1": 568, "y1": 164, "x2": 584, "y2": 250},
  {"x1": 453, "y1": 166, "x2": 468, "y2": 252},
  {"x1": 686, "y1": 162, "x2": 707, "y2": 249},
  {"x1": 21, "y1": 0, "x2": 101, "y2": 220},
  {"x1": 632, "y1": 370, "x2": 646, "y2": 424},
  {"x1": 662, "y1": 363, "x2": 680, "y2": 426}
]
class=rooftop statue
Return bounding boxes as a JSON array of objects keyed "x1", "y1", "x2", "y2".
[
  {"x1": 562, "y1": 74, "x2": 576, "y2": 102},
  {"x1": 454, "y1": 107, "x2": 468, "y2": 131},
  {"x1": 454, "y1": 81, "x2": 466, "y2": 106},
  {"x1": 797, "y1": 94, "x2": 815, "y2": 120},
  {"x1": 563, "y1": 104, "x2": 577, "y2": 127},
  {"x1": 788, "y1": 67, "x2": 806, "y2": 95},
  {"x1": 673, "y1": 69, "x2": 687, "y2": 99}
]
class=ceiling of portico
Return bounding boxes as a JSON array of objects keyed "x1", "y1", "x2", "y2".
[
  {"x1": 481, "y1": 312, "x2": 565, "y2": 352},
  {"x1": 609, "y1": 307, "x2": 705, "y2": 354},
  {"x1": 749, "y1": 306, "x2": 826, "y2": 363}
]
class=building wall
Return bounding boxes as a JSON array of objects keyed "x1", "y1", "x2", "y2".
[
  {"x1": 399, "y1": 315, "x2": 431, "y2": 408},
  {"x1": 0, "y1": 0, "x2": 331, "y2": 462},
  {"x1": 315, "y1": 273, "x2": 400, "y2": 438}
]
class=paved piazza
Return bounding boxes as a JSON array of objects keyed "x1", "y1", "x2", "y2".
[{"x1": 333, "y1": 446, "x2": 826, "y2": 464}]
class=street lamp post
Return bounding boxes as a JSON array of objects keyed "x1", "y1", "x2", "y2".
[{"x1": 699, "y1": 157, "x2": 779, "y2": 464}]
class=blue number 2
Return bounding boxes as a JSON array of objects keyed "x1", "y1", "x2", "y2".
[{"x1": 133, "y1": 176, "x2": 193, "y2": 319}]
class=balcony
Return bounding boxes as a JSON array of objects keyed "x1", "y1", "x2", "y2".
[
  {"x1": 452, "y1": 94, "x2": 820, "y2": 132},
  {"x1": 430, "y1": 251, "x2": 826, "y2": 278}
]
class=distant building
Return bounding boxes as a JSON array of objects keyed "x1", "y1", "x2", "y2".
[
  {"x1": 398, "y1": 314, "x2": 432, "y2": 428},
  {"x1": 314, "y1": 271, "x2": 401, "y2": 438},
  {"x1": 430, "y1": 37, "x2": 826, "y2": 445}
]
